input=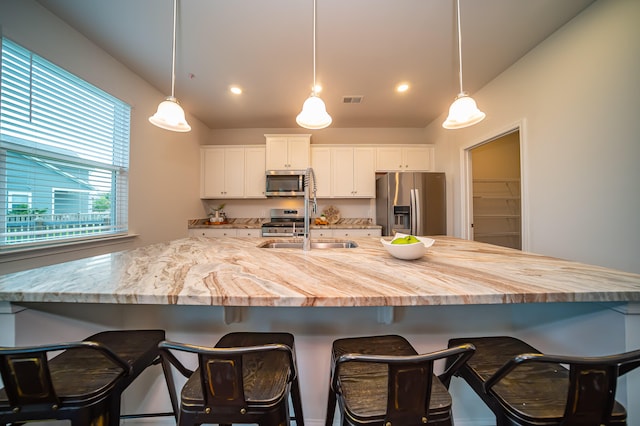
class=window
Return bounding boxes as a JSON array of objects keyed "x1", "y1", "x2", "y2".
[{"x1": 1, "y1": 37, "x2": 130, "y2": 248}]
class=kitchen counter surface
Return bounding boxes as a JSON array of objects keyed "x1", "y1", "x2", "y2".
[
  {"x1": 1, "y1": 236, "x2": 639, "y2": 307},
  {"x1": 188, "y1": 218, "x2": 381, "y2": 229}
]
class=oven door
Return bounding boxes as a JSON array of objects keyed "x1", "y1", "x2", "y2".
[{"x1": 261, "y1": 225, "x2": 295, "y2": 237}]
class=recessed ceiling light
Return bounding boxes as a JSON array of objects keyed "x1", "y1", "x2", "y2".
[
  {"x1": 230, "y1": 86, "x2": 242, "y2": 95},
  {"x1": 396, "y1": 83, "x2": 409, "y2": 93}
]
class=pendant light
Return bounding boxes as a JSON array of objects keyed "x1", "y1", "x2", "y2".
[
  {"x1": 296, "y1": 0, "x2": 332, "y2": 129},
  {"x1": 443, "y1": 0, "x2": 485, "y2": 129},
  {"x1": 149, "y1": 0, "x2": 191, "y2": 132}
]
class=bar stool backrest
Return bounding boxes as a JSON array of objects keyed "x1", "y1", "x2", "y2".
[
  {"x1": 0, "y1": 350, "x2": 59, "y2": 409},
  {"x1": 333, "y1": 344, "x2": 475, "y2": 425},
  {"x1": 482, "y1": 348, "x2": 640, "y2": 425},
  {"x1": 159, "y1": 340, "x2": 296, "y2": 414},
  {"x1": 0, "y1": 341, "x2": 131, "y2": 414}
]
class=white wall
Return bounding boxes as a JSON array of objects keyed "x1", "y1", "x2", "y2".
[
  {"x1": 209, "y1": 127, "x2": 428, "y2": 145},
  {"x1": 426, "y1": 0, "x2": 640, "y2": 273},
  {"x1": 0, "y1": 0, "x2": 208, "y2": 272}
]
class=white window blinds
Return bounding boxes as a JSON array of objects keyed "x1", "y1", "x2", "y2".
[{"x1": 1, "y1": 37, "x2": 131, "y2": 248}]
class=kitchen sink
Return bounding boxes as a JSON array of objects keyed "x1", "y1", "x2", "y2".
[{"x1": 258, "y1": 240, "x2": 358, "y2": 249}]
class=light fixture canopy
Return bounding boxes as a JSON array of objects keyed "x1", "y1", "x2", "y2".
[
  {"x1": 297, "y1": 0, "x2": 332, "y2": 130},
  {"x1": 443, "y1": 0, "x2": 485, "y2": 129},
  {"x1": 149, "y1": 0, "x2": 191, "y2": 132}
]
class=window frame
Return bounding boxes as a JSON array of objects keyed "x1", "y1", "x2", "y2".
[{"x1": 1, "y1": 37, "x2": 131, "y2": 253}]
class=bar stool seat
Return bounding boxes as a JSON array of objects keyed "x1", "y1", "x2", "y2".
[
  {"x1": 160, "y1": 331, "x2": 304, "y2": 426},
  {"x1": 325, "y1": 335, "x2": 475, "y2": 426},
  {"x1": 448, "y1": 336, "x2": 640, "y2": 425},
  {"x1": 0, "y1": 329, "x2": 169, "y2": 425}
]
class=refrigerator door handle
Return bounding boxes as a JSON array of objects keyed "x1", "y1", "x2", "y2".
[
  {"x1": 410, "y1": 189, "x2": 418, "y2": 235},
  {"x1": 414, "y1": 188, "x2": 422, "y2": 235}
]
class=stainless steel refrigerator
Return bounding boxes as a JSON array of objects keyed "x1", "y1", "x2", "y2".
[{"x1": 375, "y1": 172, "x2": 446, "y2": 237}]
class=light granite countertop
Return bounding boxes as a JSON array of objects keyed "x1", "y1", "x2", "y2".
[
  {"x1": 188, "y1": 218, "x2": 381, "y2": 229},
  {"x1": 1, "y1": 236, "x2": 639, "y2": 307}
]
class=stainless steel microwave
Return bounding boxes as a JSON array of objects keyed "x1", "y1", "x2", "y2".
[{"x1": 265, "y1": 170, "x2": 306, "y2": 197}]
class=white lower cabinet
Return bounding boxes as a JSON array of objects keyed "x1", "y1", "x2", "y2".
[
  {"x1": 189, "y1": 228, "x2": 261, "y2": 237},
  {"x1": 311, "y1": 228, "x2": 381, "y2": 238},
  {"x1": 333, "y1": 229, "x2": 381, "y2": 237},
  {"x1": 236, "y1": 229, "x2": 261, "y2": 237},
  {"x1": 310, "y1": 229, "x2": 333, "y2": 238},
  {"x1": 189, "y1": 229, "x2": 238, "y2": 237}
]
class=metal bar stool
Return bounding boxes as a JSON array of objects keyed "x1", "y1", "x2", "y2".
[
  {"x1": 159, "y1": 331, "x2": 304, "y2": 426},
  {"x1": 0, "y1": 329, "x2": 172, "y2": 425},
  {"x1": 447, "y1": 336, "x2": 640, "y2": 425},
  {"x1": 325, "y1": 334, "x2": 475, "y2": 426}
]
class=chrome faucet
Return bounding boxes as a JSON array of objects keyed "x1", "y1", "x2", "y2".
[{"x1": 303, "y1": 167, "x2": 317, "y2": 251}]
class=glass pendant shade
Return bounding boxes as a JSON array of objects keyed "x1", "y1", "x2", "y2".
[
  {"x1": 442, "y1": 93, "x2": 485, "y2": 129},
  {"x1": 149, "y1": 96, "x2": 191, "y2": 132},
  {"x1": 296, "y1": 94, "x2": 332, "y2": 129}
]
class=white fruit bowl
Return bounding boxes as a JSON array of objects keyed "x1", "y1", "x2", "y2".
[{"x1": 380, "y1": 233, "x2": 435, "y2": 260}]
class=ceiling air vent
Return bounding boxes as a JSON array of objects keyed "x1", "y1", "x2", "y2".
[{"x1": 342, "y1": 96, "x2": 363, "y2": 104}]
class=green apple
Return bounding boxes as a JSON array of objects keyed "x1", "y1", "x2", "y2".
[
  {"x1": 391, "y1": 235, "x2": 420, "y2": 244},
  {"x1": 405, "y1": 235, "x2": 420, "y2": 244},
  {"x1": 391, "y1": 237, "x2": 409, "y2": 244}
]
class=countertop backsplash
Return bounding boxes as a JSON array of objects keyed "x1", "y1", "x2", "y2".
[
  {"x1": 188, "y1": 217, "x2": 378, "y2": 229},
  {"x1": 202, "y1": 198, "x2": 376, "y2": 223}
]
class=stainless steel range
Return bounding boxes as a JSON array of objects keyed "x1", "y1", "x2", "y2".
[{"x1": 261, "y1": 208, "x2": 306, "y2": 237}]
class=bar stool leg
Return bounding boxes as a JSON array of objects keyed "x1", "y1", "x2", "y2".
[
  {"x1": 160, "y1": 354, "x2": 180, "y2": 420},
  {"x1": 291, "y1": 376, "x2": 305, "y2": 426},
  {"x1": 325, "y1": 385, "x2": 336, "y2": 426}
]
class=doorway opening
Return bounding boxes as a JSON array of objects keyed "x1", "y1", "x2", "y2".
[{"x1": 468, "y1": 130, "x2": 522, "y2": 250}]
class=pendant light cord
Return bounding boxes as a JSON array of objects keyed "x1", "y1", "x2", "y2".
[
  {"x1": 456, "y1": 0, "x2": 464, "y2": 94},
  {"x1": 170, "y1": 0, "x2": 177, "y2": 98},
  {"x1": 312, "y1": 0, "x2": 317, "y2": 96}
]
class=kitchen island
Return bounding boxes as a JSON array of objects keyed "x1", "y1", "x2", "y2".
[{"x1": 1, "y1": 236, "x2": 639, "y2": 425}]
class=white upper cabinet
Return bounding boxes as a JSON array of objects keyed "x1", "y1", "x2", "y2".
[
  {"x1": 310, "y1": 146, "x2": 332, "y2": 198},
  {"x1": 265, "y1": 134, "x2": 311, "y2": 170},
  {"x1": 333, "y1": 147, "x2": 376, "y2": 197},
  {"x1": 200, "y1": 146, "x2": 266, "y2": 199},
  {"x1": 317, "y1": 146, "x2": 375, "y2": 198},
  {"x1": 201, "y1": 147, "x2": 244, "y2": 198},
  {"x1": 375, "y1": 145, "x2": 434, "y2": 171},
  {"x1": 244, "y1": 146, "x2": 266, "y2": 198}
]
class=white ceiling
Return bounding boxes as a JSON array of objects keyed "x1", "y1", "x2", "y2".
[{"x1": 36, "y1": 0, "x2": 595, "y2": 129}]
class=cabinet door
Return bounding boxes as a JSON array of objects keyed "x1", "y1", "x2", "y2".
[
  {"x1": 287, "y1": 137, "x2": 311, "y2": 169},
  {"x1": 332, "y1": 148, "x2": 355, "y2": 197},
  {"x1": 403, "y1": 146, "x2": 432, "y2": 171},
  {"x1": 245, "y1": 147, "x2": 266, "y2": 198},
  {"x1": 353, "y1": 147, "x2": 376, "y2": 197},
  {"x1": 311, "y1": 229, "x2": 333, "y2": 238},
  {"x1": 375, "y1": 146, "x2": 433, "y2": 171},
  {"x1": 190, "y1": 228, "x2": 237, "y2": 237},
  {"x1": 236, "y1": 229, "x2": 261, "y2": 237},
  {"x1": 265, "y1": 137, "x2": 289, "y2": 169},
  {"x1": 376, "y1": 147, "x2": 404, "y2": 171},
  {"x1": 334, "y1": 229, "x2": 381, "y2": 237},
  {"x1": 311, "y1": 146, "x2": 332, "y2": 197},
  {"x1": 224, "y1": 148, "x2": 245, "y2": 197},
  {"x1": 201, "y1": 148, "x2": 226, "y2": 198}
]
